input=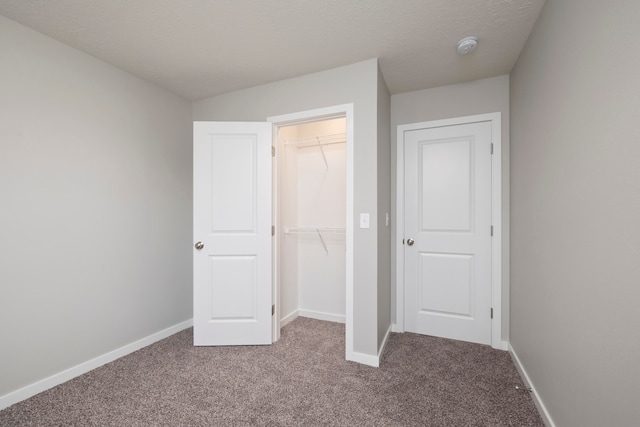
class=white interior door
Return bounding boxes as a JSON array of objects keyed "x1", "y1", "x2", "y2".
[
  {"x1": 404, "y1": 121, "x2": 493, "y2": 345},
  {"x1": 193, "y1": 121, "x2": 272, "y2": 346}
]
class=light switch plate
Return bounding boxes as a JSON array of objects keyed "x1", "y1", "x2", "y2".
[{"x1": 359, "y1": 213, "x2": 370, "y2": 229}]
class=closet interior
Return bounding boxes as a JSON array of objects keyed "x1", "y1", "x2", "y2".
[{"x1": 276, "y1": 117, "x2": 346, "y2": 327}]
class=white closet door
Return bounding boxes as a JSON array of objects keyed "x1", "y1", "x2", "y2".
[
  {"x1": 404, "y1": 121, "x2": 492, "y2": 345},
  {"x1": 193, "y1": 121, "x2": 272, "y2": 346}
]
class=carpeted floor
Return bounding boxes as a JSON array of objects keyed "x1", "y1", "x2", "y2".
[{"x1": 0, "y1": 317, "x2": 543, "y2": 426}]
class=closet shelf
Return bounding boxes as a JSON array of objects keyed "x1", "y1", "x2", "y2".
[
  {"x1": 284, "y1": 227, "x2": 345, "y2": 254},
  {"x1": 283, "y1": 133, "x2": 346, "y2": 149},
  {"x1": 284, "y1": 133, "x2": 346, "y2": 171},
  {"x1": 284, "y1": 227, "x2": 345, "y2": 235}
]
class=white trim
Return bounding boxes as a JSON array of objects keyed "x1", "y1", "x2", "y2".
[
  {"x1": 272, "y1": 124, "x2": 281, "y2": 343},
  {"x1": 0, "y1": 319, "x2": 193, "y2": 411},
  {"x1": 489, "y1": 114, "x2": 503, "y2": 350},
  {"x1": 349, "y1": 325, "x2": 392, "y2": 368},
  {"x1": 395, "y1": 120, "x2": 405, "y2": 332},
  {"x1": 509, "y1": 344, "x2": 556, "y2": 427},
  {"x1": 378, "y1": 325, "x2": 392, "y2": 361},
  {"x1": 281, "y1": 309, "x2": 347, "y2": 328},
  {"x1": 280, "y1": 310, "x2": 299, "y2": 327},
  {"x1": 395, "y1": 113, "x2": 503, "y2": 349},
  {"x1": 349, "y1": 351, "x2": 380, "y2": 367},
  {"x1": 268, "y1": 104, "x2": 354, "y2": 361},
  {"x1": 299, "y1": 310, "x2": 345, "y2": 324}
]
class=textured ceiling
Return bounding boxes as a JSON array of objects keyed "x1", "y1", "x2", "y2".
[{"x1": 0, "y1": 0, "x2": 544, "y2": 101}]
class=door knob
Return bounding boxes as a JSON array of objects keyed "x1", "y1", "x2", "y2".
[
  {"x1": 406, "y1": 238, "x2": 414, "y2": 246},
  {"x1": 194, "y1": 241, "x2": 204, "y2": 250}
]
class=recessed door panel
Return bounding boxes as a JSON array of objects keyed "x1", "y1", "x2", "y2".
[
  {"x1": 210, "y1": 256, "x2": 257, "y2": 320},
  {"x1": 419, "y1": 252, "x2": 472, "y2": 317},
  {"x1": 211, "y1": 135, "x2": 257, "y2": 233},
  {"x1": 420, "y1": 138, "x2": 472, "y2": 232}
]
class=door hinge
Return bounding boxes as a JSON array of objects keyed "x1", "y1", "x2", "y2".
[
  {"x1": 490, "y1": 225, "x2": 494, "y2": 236},
  {"x1": 491, "y1": 143, "x2": 494, "y2": 155},
  {"x1": 491, "y1": 307, "x2": 494, "y2": 319},
  {"x1": 272, "y1": 304, "x2": 275, "y2": 316},
  {"x1": 272, "y1": 146, "x2": 275, "y2": 157},
  {"x1": 272, "y1": 225, "x2": 275, "y2": 236}
]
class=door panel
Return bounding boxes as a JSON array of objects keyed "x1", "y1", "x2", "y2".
[
  {"x1": 404, "y1": 121, "x2": 492, "y2": 345},
  {"x1": 210, "y1": 136, "x2": 257, "y2": 233},
  {"x1": 193, "y1": 122, "x2": 272, "y2": 346},
  {"x1": 419, "y1": 252, "x2": 472, "y2": 317},
  {"x1": 209, "y1": 256, "x2": 257, "y2": 319},
  {"x1": 420, "y1": 138, "x2": 471, "y2": 231}
]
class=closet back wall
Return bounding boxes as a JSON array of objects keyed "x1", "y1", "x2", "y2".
[{"x1": 279, "y1": 118, "x2": 346, "y2": 325}]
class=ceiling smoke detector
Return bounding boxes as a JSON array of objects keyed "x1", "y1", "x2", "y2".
[{"x1": 457, "y1": 36, "x2": 478, "y2": 55}]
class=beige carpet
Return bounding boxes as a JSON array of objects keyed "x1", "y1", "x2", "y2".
[{"x1": 0, "y1": 317, "x2": 543, "y2": 426}]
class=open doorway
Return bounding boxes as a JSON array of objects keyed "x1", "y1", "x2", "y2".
[{"x1": 269, "y1": 105, "x2": 354, "y2": 359}]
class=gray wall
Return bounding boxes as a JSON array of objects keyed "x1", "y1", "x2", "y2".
[
  {"x1": 376, "y1": 64, "x2": 392, "y2": 347},
  {"x1": 510, "y1": 0, "x2": 640, "y2": 425},
  {"x1": 193, "y1": 58, "x2": 387, "y2": 358},
  {"x1": 390, "y1": 75, "x2": 510, "y2": 340},
  {"x1": 0, "y1": 15, "x2": 193, "y2": 398}
]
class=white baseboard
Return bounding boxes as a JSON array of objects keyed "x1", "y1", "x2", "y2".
[
  {"x1": 378, "y1": 324, "x2": 392, "y2": 363},
  {"x1": 499, "y1": 340, "x2": 509, "y2": 351},
  {"x1": 298, "y1": 309, "x2": 345, "y2": 324},
  {"x1": 509, "y1": 343, "x2": 556, "y2": 427},
  {"x1": 348, "y1": 350, "x2": 380, "y2": 367},
  {"x1": 0, "y1": 318, "x2": 193, "y2": 411},
  {"x1": 346, "y1": 325, "x2": 392, "y2": 368},
  {"x1": 280, "y1": 310, "x2": 299, "y2": 327}
]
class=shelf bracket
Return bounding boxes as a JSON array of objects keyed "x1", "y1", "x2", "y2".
[
  {"x1": 316, "y1": 137, "x2": 329, "y2": 170},
  {"x1": 316, "y1": 228, "x2": 328, "y2": 254}
]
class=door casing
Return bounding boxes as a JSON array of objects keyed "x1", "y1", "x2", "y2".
[{"x1": 394, "y1": 113, "x2": 504, "y2": 350}]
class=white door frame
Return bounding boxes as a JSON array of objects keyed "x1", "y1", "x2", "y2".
[
  {"x1": 267, "y1": 103, "x2": 354, "y2": 360},
  {"x1": 395, "y1": 113, "x2": 503, "y2": 349}
]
